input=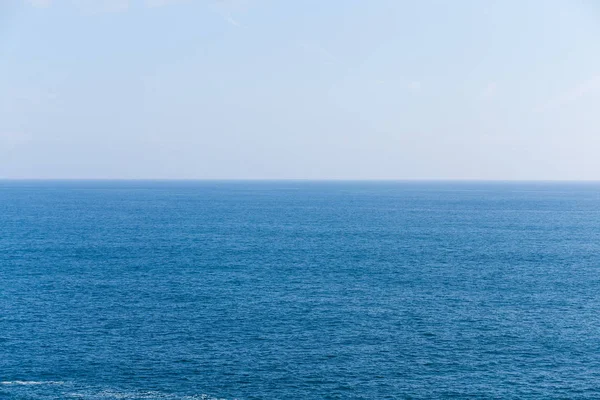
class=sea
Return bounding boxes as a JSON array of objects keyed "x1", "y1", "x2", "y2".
[{"x1": 1, "y1": 180, "x2": 600, "y2": 399}]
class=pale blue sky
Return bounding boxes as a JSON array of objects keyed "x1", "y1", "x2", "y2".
[{"x1": 1, "y1": 0, "x2": 600, "y2": 179}]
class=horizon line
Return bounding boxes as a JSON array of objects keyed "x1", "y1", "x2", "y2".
[{"x1": 1, "y1": 178, "x2": 600, "y2": 183}]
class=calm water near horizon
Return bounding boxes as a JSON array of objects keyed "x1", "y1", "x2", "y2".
[{"x1": 1, "y1": 181, "x2": 600, "y2": 399}]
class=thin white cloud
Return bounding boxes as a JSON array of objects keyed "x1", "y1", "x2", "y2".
[
  {"x1": 223, "y1": 13, "x2": 240, "y2": 26},
  {"x1": 210, "y1": 0, "x2": 250, "y2": 27},
  {"x1": 535, "y1": 75, "x2": 600, "y2": 112},
  {"x1": 210, "y1": 7, "x2": 242, "y2": 27}
]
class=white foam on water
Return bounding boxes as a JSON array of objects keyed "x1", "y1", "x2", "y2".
[
  {"x1": 2, "y1": 381, "x2": 231, "y2": 400},
  {"x1": 1, "y1": 380, "x2": 65, "y2": 385},
  {"x1": 64, "y1": 389, "x2": 230, "y2": 400}
]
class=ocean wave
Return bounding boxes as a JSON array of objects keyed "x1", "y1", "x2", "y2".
[
  {"x1": 1, "y1": 380, "x2": 65, "y2": 385},
  {"x1": 65, "y1": 390, "x2": 229, "y2": 400},
  {"x1": 1, "y1": 381, "x2": 230, "y2": 399}
]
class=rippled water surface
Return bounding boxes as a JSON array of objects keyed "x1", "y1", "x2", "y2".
[{"x1": 2, "y1": 181, "x2": 600, "y2": 399}]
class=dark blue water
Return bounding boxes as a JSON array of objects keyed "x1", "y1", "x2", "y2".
[{"x1": 2, "y1": 181, "x2": 600, "y2": 399}]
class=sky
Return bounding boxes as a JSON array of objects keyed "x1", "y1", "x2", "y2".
[{"x1": 1, "y1": 0, "x2": 600, "y2": 180}]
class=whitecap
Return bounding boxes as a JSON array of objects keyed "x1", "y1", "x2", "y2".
[
  {"x1": 1, "y1": 380, "x2": 65, "y2": 385},
  {"x1": 62, "y1": 388, "x2": 229, "y2": 400}
]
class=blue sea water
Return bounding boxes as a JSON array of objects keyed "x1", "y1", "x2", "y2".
[{"x1": 1, "y1": 181, "x2": 600, "y2": 399}]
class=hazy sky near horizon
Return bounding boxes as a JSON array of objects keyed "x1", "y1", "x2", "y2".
[{"x1": 1, "y1": 0, "x2": 600, "y2": 180}]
